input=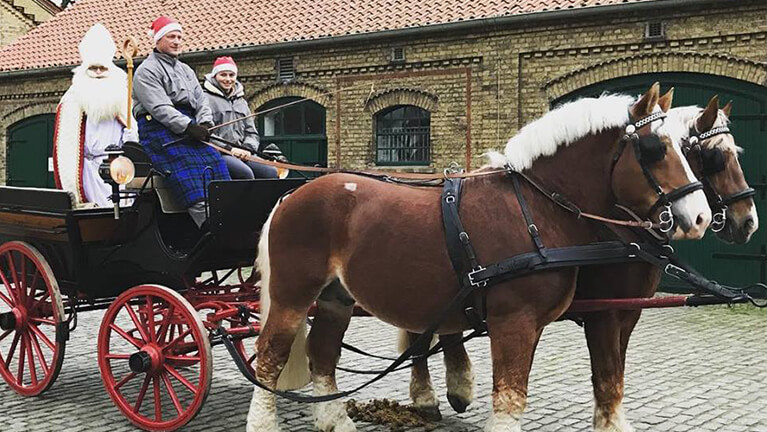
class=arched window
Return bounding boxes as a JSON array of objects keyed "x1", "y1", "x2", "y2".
[{"x1": 374, "y1": 105, "x2": 430, "y2": 165}]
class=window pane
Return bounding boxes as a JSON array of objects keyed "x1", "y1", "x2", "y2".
[
  {"x1": 375, "y1": 105, "x2": 430, "y2": 164},
  {"x1": 283, "y1": 106, "x2": 302, "y2": 135},
  {"x1": 304, "y1": 105, "x2": 324, "y2": 134}
]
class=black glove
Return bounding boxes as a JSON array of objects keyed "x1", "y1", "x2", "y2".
[{"x1": 185, "y1": 123, "x2": 211, "y2": 142}]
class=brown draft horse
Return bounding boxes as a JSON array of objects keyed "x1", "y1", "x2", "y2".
[
  {"x1": 402, "y1": 93, "x2": 759, "y2": 431},
  {"x1": 245, "y1": 84, "x2": 711, "y2": 432}
]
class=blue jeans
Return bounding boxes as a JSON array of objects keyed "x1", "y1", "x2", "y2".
[{"x1": 223, "y1": 155, "x2": 278, "y2": 179}]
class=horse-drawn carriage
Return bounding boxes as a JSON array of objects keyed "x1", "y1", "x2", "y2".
[
  {"x1": 1, "y1": 84, "x2": 765, "y2": 432},
  {"x1": 0, "y1": 142, "x2": 305, "y2": 430}
]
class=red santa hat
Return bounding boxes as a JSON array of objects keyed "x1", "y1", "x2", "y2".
[
  {"x1": 148, "y1": 16, "x2": 182, "y2": 43},
  {"x1": 212, "y1": 56, "x2": 238, "y2": 76}
]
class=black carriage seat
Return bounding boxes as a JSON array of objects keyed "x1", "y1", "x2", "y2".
[
  {"x1": 122, "y1": 142, "x2": 186, "y2": 214},
  {"x1": 0, "y1": 186, "x2": 74, "y2": 211}
]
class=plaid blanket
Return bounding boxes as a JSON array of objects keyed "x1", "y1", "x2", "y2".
[{"x1": 138, "y1": 107, "x2": 230, "y2": 208}]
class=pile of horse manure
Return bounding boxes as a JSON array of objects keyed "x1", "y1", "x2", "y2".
[{"x1": 346, "y1": 398, "x2": 438, "y2": 431}]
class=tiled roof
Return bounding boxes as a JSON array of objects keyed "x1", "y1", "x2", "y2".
[{"x1": 0, "y1": 0, "x2": 652, "y2": 72}]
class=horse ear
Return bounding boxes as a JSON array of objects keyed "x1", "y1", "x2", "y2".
[
  {"x1": 697, "y1": 95, "x2": 719, "y2": 131},
  {"x1": 632, "y1": 82, "x2": 661, "y2": 117},
  {"x1": 658, "y1": 87, "x2": 674, "y2": 112},
  {"x1": 722, "y1": 100, "x2": 733, "y2": 118}
]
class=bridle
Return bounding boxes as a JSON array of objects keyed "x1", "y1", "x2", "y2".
[
  {"x1": 610, "y1": 111, "x2": 703, "y2": 233},
  {"x1": 683, "y1": 125, "x2": 756, "y2": 233}
]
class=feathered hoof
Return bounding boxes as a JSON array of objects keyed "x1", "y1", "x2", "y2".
[
  {"x1": 448, "y1": 393, "x2": 470, "y2": 413},
  {"x1": 414, "y1": 405, "x2": 442, "y2": 421}
]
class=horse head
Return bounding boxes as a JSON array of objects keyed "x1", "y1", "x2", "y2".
[
  {"x1": 669, "y1": 95, "x2": 759, "y2": 244},
  {"x1": 610, "y1": 83, "x2": 711, "y2": 240}
]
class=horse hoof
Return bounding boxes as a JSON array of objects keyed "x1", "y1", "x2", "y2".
[
  {"x1": 415, "y1": 405, "x2": 442, "y2": 421},
  {"x1": 447, "y1": 393, "x2": 469, "y2": 413}
]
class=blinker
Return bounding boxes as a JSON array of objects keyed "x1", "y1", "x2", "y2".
[
  {"x1": 700, "y1": 148, "x2": 726, "y2": 176},
  {"x1": 637, "y1": 134, "x2": 667, "y2": 164}
]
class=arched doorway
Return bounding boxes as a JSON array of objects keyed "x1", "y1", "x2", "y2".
[
  {"x1": 256, "y1": 97, "x2": 327, "y2": 176},
  {"x1": 557, "y1": 73, "x2": 767, "y2": 288},
  {"x1": 6, "y1": 114, "x2": 56, "y2": 188}
]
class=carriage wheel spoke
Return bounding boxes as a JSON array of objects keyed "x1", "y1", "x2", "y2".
[
  {"x1": 25, "y1": 333, "x2": 37, "y2": 386},
  {"x1": 153, "y1": 376, "x2": 162, "y2": 421},
  {"x1": 29, "y1": 331, "x2": 49, "y2": 375},
  {"x1": 164, "y1": 364, "x2": 198, "y2": 394},
  {"x1": 0, "y1": 329, "x2": 11, "y2": 343},
  {"x1": 19, "y1": 256, "x2": 27, "y2": 306},
  {"x1": 29, "y1": 317, "x2": 56, "y2": 326},
  {"x1": 109, "y1": 323, "x2": 144, "y2": 349},
  {"x1": 0, "y1": 267, "x2": 17, "y2": 304},
  {"x1": 161, "y1": 371, "x2": 184, "y2": 415},
  {"x1": 124, "y1": 302, "x2": 150, "y2": 343},
  {"x1": 34, "y1": 290, "x2": 49, "y2": 306},
  {"x1": 0, "y1": 290, "x2": 12, "y2": 307},
  {"x1": 247, "y1": 352, "x2": 257, "y2": 365},
  {"x1": 114, "y1": 371, "x2": 137, "y2": 391},
  {"x1": 25, "y1": 261, "x2": 40, "y2": 307},
  {"x1": 163, "y1": 327, "x2": 193, "y2": 352},
  {"x1": 165, "y1": 354, "x2": 200, "y2": 363},
  {"x1": 7, "y1": 253, "x2": 23, "y2": 304},
  {"x1": 5, "y1": 331, "x2": 20, "y2": 366},
  {"x1": 156, "y1": 305, "x2": 175, "y2": 345},
  {"x1": 133, "y1": 374, "x2": 151, "y2": 414},
  {"x1": 145, "y1": 296, "x2": 156, "y2": 343},
  {"x1": 28, "y1": 323, "x2": 55, "y2": 351},
  {"x1": 16, "y1": 332, "x2": 25, "y2": 385}
]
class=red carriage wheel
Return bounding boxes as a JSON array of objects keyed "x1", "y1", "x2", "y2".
[
  {"x1": 98, "y1": 285, "x2": 212, "y2": 432},
  {"x1": 0, "y1": 241, "x2": 66, "y2": 396}
]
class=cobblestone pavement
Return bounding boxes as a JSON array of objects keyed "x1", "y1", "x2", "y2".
[{"x1": 1, "y1": 304, "x2": 765, "y2": 432}]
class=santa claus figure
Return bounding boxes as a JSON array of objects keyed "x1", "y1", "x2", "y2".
[{"x1": 53, "y1": 23, "x2": 138, "y2": 207}]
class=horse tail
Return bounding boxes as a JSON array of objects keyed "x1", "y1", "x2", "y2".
[{"x1": 256, "y1": 199, "x2": 312, "y2": 391}]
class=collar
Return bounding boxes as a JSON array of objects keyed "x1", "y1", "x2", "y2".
[{"x1": 152, "y1": 49, "x2": 178, "y2": 66}]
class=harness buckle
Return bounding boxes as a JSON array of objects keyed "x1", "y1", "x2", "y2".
[
  {"x1": 467, "y1": 266, "x2": 488, "y2": 288},
  {"x1": 527, "y1": 224, "x2": 539, "y2": 236},
  {"x1": 658, "y1": 204, "x2": 675, "y2": 233},
  {"x1": 445, "y1": 195, "x2": 456, "y2": 204},
  {"x1": 664, "y1": 263, "x2": 685, "y2": 278},
  {"x1": 628, "y1": 242, "x2": 640, "y2": 258},
  {"x1": 711, "y1": 207, "x2": 727, "y2": 233}
]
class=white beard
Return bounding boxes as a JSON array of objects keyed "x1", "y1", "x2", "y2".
[{"x1": 68, "y1": 64, "x2": 128, "y2": 123}]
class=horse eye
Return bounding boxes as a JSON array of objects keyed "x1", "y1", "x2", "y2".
[
  {"x1": 638, "y1": 135, "x2": 667, "y2": 164},
  {"x1": 701, "y1": 148, "x2": 726, "y2": 175}
]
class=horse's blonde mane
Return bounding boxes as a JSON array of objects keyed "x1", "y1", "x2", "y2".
[
  {"x1": 485, "y1": 94, "x2": 636, "y2": 170},
  {"x1": 666, "y1": 106, "x2": 740, "y2": 153}
]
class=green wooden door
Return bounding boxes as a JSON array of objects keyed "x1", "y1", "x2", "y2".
[
  {"x1": 257, "y1": 97, "x2": 327, "y2": 178},
  {"x1": 555, "y1": 73, "x2": 767, "y2": 289},
  {"x1": 6, "y1": 114, "x2": 56, "y2": 188}
]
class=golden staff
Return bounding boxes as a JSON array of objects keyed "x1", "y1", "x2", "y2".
[{"x1": 122, "y1": 37, "x2": 138, "y2": 129}]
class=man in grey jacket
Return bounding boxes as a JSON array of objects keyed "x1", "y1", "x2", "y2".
[{"x1": 133, "y1": 16, "x2": 230, "y2": 227}]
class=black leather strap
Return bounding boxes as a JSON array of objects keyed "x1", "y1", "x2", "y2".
[{"x1": 511, "y1": 173, "x2": 548, "y2": 261}]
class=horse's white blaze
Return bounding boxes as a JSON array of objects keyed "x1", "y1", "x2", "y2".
[
  {"x1": 246, "y1": 386, "x2": 279, "y2": 432},
  {"x1": 344, "y1": 182, "x2": 358, "y2": 192},
  {"x1": 593, "y1": 402, "x2": 634, "y2": 432},
  {"x1": 312, "y1": 376, "x2": 357, "y2": 432},
  {"x1": 485, "y1": 411, "x2": 522, "y2": 432},
  {"x1": 256, "y1": 201, "x2": 311, "y2": 391}
]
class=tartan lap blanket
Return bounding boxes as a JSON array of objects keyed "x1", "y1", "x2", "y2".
[{"x1": 137, "y1": 108, "x2": 230, "y2": 208}]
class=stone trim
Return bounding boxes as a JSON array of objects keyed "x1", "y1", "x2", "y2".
[
  {"x1": 300, "y1": 56, "x2": 481, "y2": 79},
  {"x1": 364, "y1": 87, "x2": 439, "y2": 113},
  {"x1": 543, "y1": 52, "x2": 767, "y2": 102},
  {"x1": 249, "y1": 81, "x2": 332, "y2": 109},
  {"x1": 0, "y1": 90, "x2": 64, "y2": 101}
]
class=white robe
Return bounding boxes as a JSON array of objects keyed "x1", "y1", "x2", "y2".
[{"x1": 82, "y1": 117, "x2": 124, "y2": 207}]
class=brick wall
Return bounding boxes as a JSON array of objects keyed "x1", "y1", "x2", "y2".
[
  {"x1": 0, "y1": 1, "x2": 34, "y2": 49},
  {"x1": 1, "y1": 2, "x2": 767, "y2": 182}
]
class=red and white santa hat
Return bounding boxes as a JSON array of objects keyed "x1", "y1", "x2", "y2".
[
  {"x1": 212, "y1": 56, "x2": 238, "y2": 76},
  {"x1": 148, "y1": 16, "x2": 182, "y2": 43}
]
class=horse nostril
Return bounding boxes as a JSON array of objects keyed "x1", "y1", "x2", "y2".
[
  {"x1": 696, "y1": 213, "x2": 705, "y2": 227},
  {"x1": 744, "y1": 217, "x2": 755, "y2": 231}
]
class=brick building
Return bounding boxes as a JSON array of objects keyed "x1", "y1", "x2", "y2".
[
  {"x1": 0, "y1": 0, "x2": 766, "y2": 284},
  {"x1": 0, "y1": 0, "x2": 59, "y2": 48}
]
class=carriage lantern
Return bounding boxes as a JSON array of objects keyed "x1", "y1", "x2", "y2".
[{"x1": 98, "y1": 144, "x2": 136, "y2": 219}]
